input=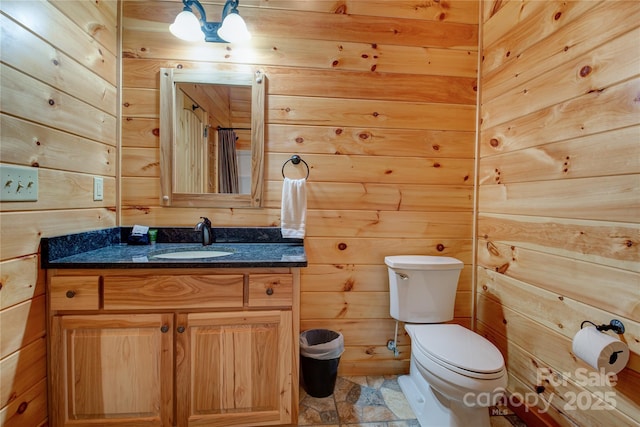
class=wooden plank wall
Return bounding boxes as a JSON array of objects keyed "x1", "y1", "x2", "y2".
[
  {"x1": 120, "y1": 0, "x2": 479, "y2": 375},
  {"x1": 479, "y1": 1, "x2": 640, "y2": 426},
  {"x1": 0, "y1": 1, "x2": 118, "y2": 426}
]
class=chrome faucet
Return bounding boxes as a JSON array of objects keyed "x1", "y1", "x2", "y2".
[{"x1": 194, "y1": 217, "x2": 214, "y2": 246}]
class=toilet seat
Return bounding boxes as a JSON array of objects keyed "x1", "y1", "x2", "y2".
[{"x1": 406, "y1": 324, "x2": 505, "y2": 380}]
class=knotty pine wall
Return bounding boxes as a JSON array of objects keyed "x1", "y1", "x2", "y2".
[
  {"x1": 120, "y1": 0, "x2": 479, "y2": 376},
  {"x1": 0, "y1": 1, "x2": 118, "y2": 426},
  {"x1": 478, "y1": 1, "x2": 639, "y2": 427},
  {"x1": 3, "y1": 1, "x2": 636, "y2": 426}
]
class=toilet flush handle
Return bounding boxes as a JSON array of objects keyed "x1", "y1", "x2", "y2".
[{"x1": 397, "y1": 272, "x2": 409, "y2": 280}]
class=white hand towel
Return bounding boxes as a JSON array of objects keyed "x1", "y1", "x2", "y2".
[{"x1": 281, "y1": 177, "x2": 307, "y2": 238}]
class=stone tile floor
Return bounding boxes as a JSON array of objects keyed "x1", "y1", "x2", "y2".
[{"x1": 299, "y1": 375, "x2": 528, "y2": 427}]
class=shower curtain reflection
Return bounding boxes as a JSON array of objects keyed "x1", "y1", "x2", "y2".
[{"x1": 218, "y1": 129, "x2": 239, "y2": 193}]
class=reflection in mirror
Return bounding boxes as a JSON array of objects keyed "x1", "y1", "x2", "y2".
[
  {"x1": 174, "y1": 82, "x2": 252, "y2": 194},
  {"x1": 160, "y1": 67, "x2": 265, "y2": 208}
]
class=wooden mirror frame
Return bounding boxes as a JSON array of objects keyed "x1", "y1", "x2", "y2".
[{"x1": 160, "y1": 67, "x2": 265, "y2": 208}]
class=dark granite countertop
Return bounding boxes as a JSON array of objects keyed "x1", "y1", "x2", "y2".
[{"x1": 41, "y1": 227, "x2": 307, "y2": 269}]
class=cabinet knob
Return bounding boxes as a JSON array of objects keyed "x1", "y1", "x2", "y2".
[
  {"x1": 65, "y1": 290, "x2": 76, "y2": 298},
  {"x1": 160, "y1": 325, "x2": 169, "y2": 333},
  {"x1": 177, "y1": 326, "x2": 185, "y2": 333},
  {"x1": 266, "y1": 287, "x2": 274, "y2": 296}
]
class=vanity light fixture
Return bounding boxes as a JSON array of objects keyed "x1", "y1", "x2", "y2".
[{"x1": 170, "y1": 0, "x2": 251, "y2": 43}]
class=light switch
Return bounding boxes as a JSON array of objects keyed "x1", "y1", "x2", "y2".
[
  {"x1": 0, "y1": 164, "x2": 38, "y2": 202},
  {"x1": 93, "y1": 177, "x2": 104, "y2": 201}
]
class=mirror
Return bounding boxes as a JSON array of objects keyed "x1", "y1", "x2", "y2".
[{"x1": 160, "y1": 67, "x2": 265, "y2": 208}]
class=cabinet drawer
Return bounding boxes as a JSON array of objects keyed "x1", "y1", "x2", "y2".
[
  {"x1": 50, "y1": 276, "x2": 100, "y2": 310},
  {"x1": 248, "y1": 274, "x2": 293, "y2": 307},
  {"x1": 103, "y1": 275, "x2": 244, "y2": 309}
]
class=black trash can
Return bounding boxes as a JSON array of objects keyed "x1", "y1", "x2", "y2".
[{"x1": 300, "y1": 329, "x2": 345, "y2": 398}]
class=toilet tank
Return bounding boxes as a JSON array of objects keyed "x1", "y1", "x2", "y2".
[{"x1": 385, "y1": 255, "x2": 464, "y2": 323}]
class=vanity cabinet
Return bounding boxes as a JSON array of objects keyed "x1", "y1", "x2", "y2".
[{"x1": 47, "y1": 268, "x2": 299, "y2": 427}]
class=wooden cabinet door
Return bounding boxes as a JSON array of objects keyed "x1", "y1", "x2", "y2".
[
  {"x1": 176, "y1": 310, "x2": 293, "y2": 427},
  {"x1": 50, "y1": 314, "x2": 174, "y2": 427}
]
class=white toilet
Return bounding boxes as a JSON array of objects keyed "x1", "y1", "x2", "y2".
[{"x1": 386, "y1": 255, "x2": 507, "y2": 427}]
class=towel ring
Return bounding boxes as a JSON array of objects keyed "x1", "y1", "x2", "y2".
[{"x1": 281, "y1": 155, "x2": 310, "y2": 180}]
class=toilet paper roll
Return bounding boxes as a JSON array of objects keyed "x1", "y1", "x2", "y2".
[{"x1": 572, "y1": 326, "x2": 629, "y2": 374}]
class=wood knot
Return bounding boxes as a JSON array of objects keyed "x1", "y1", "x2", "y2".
[
  {"x1": 48, "y1": 99, "x2": 55, "y2": 106},
  {"x1": 335, "y1": 128, "x2": 343, "y2": 135},
  {"x1": 338, "y1": 242, "x2": 347, "y2": 250},
  {"x1": 334, "y1": 4, "x2": 347, "y2": 14},
  {"x1": 536, "y1": 385, "x2": 545, "y2": 394},
  {"x1": 433, "y1": 162, "x2": 441, "y2": 168},
  {"x1": 359, "y1": 132, "x2": 370, "y2": 140},
  {"x1": 495, "y1": 263, "x2": 510, "y2": 274},
  {"x1": 490, "y1": 138, "x2": 500, "y2": 147},
  {"x1": 436, "y1": 244, "x2": 445, "y2": 252},
  {"x1": 343, "y1": 279, "x2": 354, "y2": 291},
  {"x1": 372, "y1": 112, "x2": 379, "y2": 117},
  {"x1": 487, "y1": 241, "x2": 500, "y2": 256},
  {"x1": 123, "y1": 102, "x2": 130, "y2": 108},
  {"x1": 626, "y1": 240, "x2": 633, "y2": 247},
  {"x1": 17, "y1": 401, "x2": 28, "y2": 414},
  {"x1": 554, "y1": 11, "x2": 562, "y2": 20},
  {"x1": 579, "y1": 65, "x2": 592, "y2": 77},
  {"x1": 177, "y1": 64, "x2": 183, "y2": 69},
  {"x1": 332, "y1": 60, "x2": 339, "y2": 67},
  {"x1": 295, "y1": 137, "x2": 304, "y2": 143}
]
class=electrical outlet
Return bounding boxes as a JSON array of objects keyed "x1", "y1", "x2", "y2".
[
  {"x1": 0, "y1": 164, "x2": 38, "y2": 202},
  {"x1": 93, "y1": 177, "x2": 104, "y2": 201}
]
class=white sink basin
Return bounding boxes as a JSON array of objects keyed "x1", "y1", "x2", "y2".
[{"x1": 153, "y1": 250, "x2": 233, "y2": 259}]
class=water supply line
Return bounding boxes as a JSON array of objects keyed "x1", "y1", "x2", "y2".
[{"x1": 387, "y1": 320, "x2": 400, "y2": 357}]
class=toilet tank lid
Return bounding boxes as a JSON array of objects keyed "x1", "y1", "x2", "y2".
[{"x1": 385, "y1": 255, "x2": 463, "y2": 270}]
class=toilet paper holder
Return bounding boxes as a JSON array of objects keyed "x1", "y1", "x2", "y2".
[{"x1": 580, "y1": 319, "x2": 625, "y2": 334}]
